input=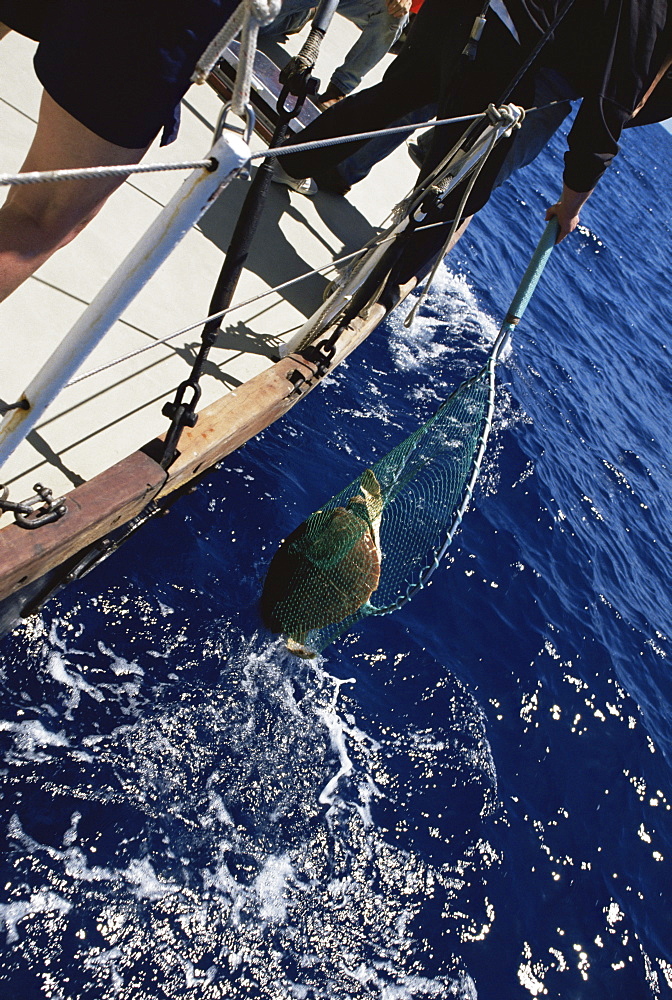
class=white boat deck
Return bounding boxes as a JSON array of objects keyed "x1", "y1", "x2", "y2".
[{"x1": 0, "y1": 21, "x2": 417, "y2": 524}]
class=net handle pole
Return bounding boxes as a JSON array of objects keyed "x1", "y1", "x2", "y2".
[
  {"x1": 366, "y1": 217, "x2": 560, "y2": 622},
  {"x1": 492, "y1": 216, "x2": 559, "y2": 360}
]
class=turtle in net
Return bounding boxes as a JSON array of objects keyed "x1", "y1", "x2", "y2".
[{"x1": 260, "y1": 469, "x2": 384, "y2": 656}]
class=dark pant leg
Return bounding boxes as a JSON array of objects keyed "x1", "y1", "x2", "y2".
[
  {"x1": 0, "y1": 0, "x2": 49, "y2": 38},
  {"x1": 391, "y1": 16, "x2": 535, "y2": 285},
  {"x1": 280, "y1": 0, "x2": 474, "y2": 178},
  {"x1": 32, "y1": 0, "x2": 240, "y2": 147},
  {"x1": 331, "y1": 103, "x2": 436, "y2": 187}
]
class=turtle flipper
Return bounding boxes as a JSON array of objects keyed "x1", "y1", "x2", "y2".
[
  {"x1": 286, "y1": 635, "x2": 316, "y2": 658},
  {"x1": 359, "y1": 469, "x2": 384, "y2": 559}
]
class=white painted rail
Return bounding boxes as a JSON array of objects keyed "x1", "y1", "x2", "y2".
[{"x1": 0, "y1": 130, "x2": 250, "y2": 470}]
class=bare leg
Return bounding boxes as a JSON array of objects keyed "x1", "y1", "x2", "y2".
[
  {"x1": 0, "y1": 22, "x2": 11, "y2": 40},
  {"x1": 0, "y1": 90, "x2": 148, "y2": 302}
]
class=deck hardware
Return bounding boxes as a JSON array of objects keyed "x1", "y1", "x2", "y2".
[
  {"x1": 286, "y1": 368, "x2": 310, "y2": 396},
  {"x1": 0, "y1": 399, "x2": 30, "y2": 416},
  {"x1": 63, "y1": 538, "x2": 114, "y2": 585},
  {"x1": 65, "y1": 501, "x2": 164, "y2": 582},
  {"x1": 278, "y1": 0, "x2": 340, "y2": 98},
  {"x1": 215, "y1": 100, "x2": 256, "y2": 147},
  {"x1": 162, "y1": 380, "x2": 202, "y2": 425},
  {"x1": 161, "y1": 379, "x2": 203, "y2": 469},
  {"x1": 301, "y1": 340, "x2": 337, "y2": 379},
  {"x1": 160, "y1": 3, "x2": 339, "y2": 470},
  {"x1": 18, "y1": 499, "x2": 165, "y2": 619},
  {"x1": 0, "y1": 483, "x2": 67, "y2": 529},
  {"x1": 0, "y1": 130, "x2": 250, "y2": 471}
]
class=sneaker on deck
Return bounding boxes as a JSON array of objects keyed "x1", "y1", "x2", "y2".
[{"x1": 272, "y1": 161, "x2": 318, "y2": 196}]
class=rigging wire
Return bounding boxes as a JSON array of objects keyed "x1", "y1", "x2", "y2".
[
  {"x1": 0, "y1": 114, "x2": 487, "y2": 188},
  {"x1": 0, "y1": 98, "x2": 570, "y2": 190},
  {"x1": 66, "y1": 216, "x2": 469, "y2": 386},
  {"x1": 0, "y1": 85, "x2": 568, "y2": 388},
  {"x1": 403, "y1": 123, "x2": 502, "y2": 328},
  {"x1": 158, "y1": 0, "x2": 345, "y2": 470},
  {"x1": 62, "y1": 97, "x2": 566, "y2": 386}
]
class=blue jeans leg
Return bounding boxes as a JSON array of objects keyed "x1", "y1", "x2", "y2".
[
  {"x1": 259, "y1": 0, "x2": 314, "y2": 38},
  {"x1": 335, "y1": 103, "x2": 435, "y2": 186},
  {"x1": 329, "y1": 0, "x2": 407, "y2": 95}
]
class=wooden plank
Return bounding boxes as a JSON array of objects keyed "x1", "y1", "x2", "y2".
[
  {"x1": 157, "y1": 303, "x2": 386, "y2": 497},
  {"x1": 0, "y1": 299, "x2": 389, "y2": 605},
  {"x1": 0, "y1": 451, "x2": 167, "y2": 603}
]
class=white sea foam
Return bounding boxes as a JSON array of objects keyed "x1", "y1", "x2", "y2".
[
  {"x1": 124, "y1": 857, "x2": 181, "y2": 901},
  {"x1": 317, "y1": 706, "x2": 354, "y2": 807},
  {"x1": 47, "y1": 650, "x2": 104, "y2": 716},
  {"x1": 1, "y1": 630, "x2": 483, "y2": 999},
  {"x1": 97, "y1": 642, "x2": 144, "y2": 677},
  {"x1": 0, "y1": 891, "x2": 72, "y2": 944},
  {"x1": 388, "y1": 266, "x2": 501, "y2": 374},
  {"x1": 0, "y1": 718, "x2": 69, "y2": 757},
  {"x1": 8, "y1": 813, "x2": 180, "y2": 901},
  {"x1": 253, "y1": 853, "x2": 294, "y2": 922},
  {"x1": 83, "y1": 947, "x2": 124, "y2": 994}
]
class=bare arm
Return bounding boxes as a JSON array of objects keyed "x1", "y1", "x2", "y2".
[
  {"x1": 545, "y1": 184, "x2": 594, "y2": 242},
  {"x1": 386, "y1": 0, "x2": 411, "y2": 18}
]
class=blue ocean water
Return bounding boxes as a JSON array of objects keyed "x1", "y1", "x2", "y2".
[{"x1": 0, "y1": 116, "x2": 670, "y2": 999}]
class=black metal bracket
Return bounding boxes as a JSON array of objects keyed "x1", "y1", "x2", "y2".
[
  {"x1": 0, "y1": 483, "x2": 67, "y2": 529},
  {"x1": 301, "y1": 339, "x2": 338, "y2": 378},
  {"x1": 160, "y1": 379, "x2": 202, "y2": 470},
  {"x1": 278, "y1": 61, "x2": 319, "y2": 102},
  {"x1": 285, "y1": 367, "x2": 312, "y2": 397},
  {"x1": 0, "y1": 398, "x2": 30, "y2": 417},
  {"x1": 159, "y1": 4, "x2": 340, "y2": 469}
]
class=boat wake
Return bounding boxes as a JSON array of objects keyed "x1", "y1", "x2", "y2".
[
  {"x1": 386, "y1": 265, "x2": 502, "y2": 379},
  {"x1": 0, "y1": 598, "x2": 495, "y2": 998}
]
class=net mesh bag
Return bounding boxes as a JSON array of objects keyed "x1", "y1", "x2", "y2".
[
  {"x1": 260, "y1": 366, "x2": 492, "y2": 655},
  {"x1": 260, "y1": 220, "x2": 558, "y2": 656}
]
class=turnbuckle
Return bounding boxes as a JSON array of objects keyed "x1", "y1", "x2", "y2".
[
  {"x1": 160, "y1": 379, "x2": 202, "y2": 469},
  {"x1": 161, "y1": 378, "x2": 202, "y2": 427},
  {"x1": 0, "y1": 482, "x2": 67, "y2": 529}
]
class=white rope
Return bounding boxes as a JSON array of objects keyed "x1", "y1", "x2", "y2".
[
  {"x1": 0, "y1": 98, "x2": 563, "y2": 190},
  {"x1": 0, "y1": 114, "x2": 486, "y2": 189},
  {"x1": 191, "y1": 0, "x2": 282, "y2": 115},
  {"x1": 0, "y1": 159, "x2": 214, "y2": 188}
]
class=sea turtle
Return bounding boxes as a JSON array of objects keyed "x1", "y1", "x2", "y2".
[{"x1": 260, "y1": 469, "x2": 384, "y2": 656}]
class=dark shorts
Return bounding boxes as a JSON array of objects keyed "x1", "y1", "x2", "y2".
[{"x1": 0, "y1": 0, "x2": 239, "y2": 147}]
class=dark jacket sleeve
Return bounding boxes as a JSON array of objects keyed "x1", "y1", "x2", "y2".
[
  {"x1": 559, "y1": 0, "x2": 670, "y2": 191},
  {"x1": 563, "y1": 96, "x2": 631, "y2": 191}
]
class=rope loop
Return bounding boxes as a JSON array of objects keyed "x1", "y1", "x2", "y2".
[
  {"x1": 485, "y1": 102, "x2": 525, "y2": 131},
  {"x1": 192, "y1": 0, "x2": 282, "y2": 115}
]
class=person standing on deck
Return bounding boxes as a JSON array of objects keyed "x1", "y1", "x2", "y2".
[
  {"x1": 0, "y1": 0, "x2": 242, "y2": 304},
  {"x1": 260, "y1": 0, "x2": 411, "y2": 108},
  {"x1": 275, "y1": 0, "x2": 671, "y2": 283}
]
